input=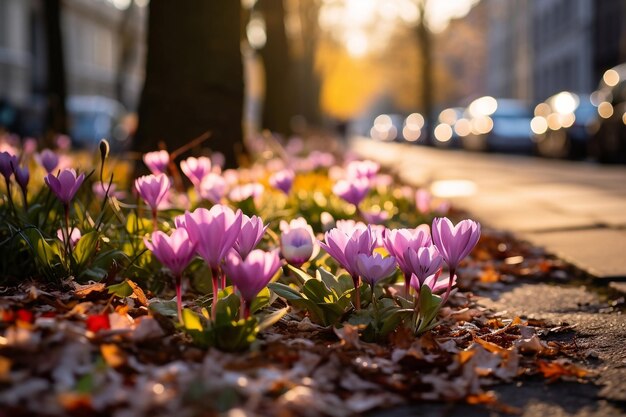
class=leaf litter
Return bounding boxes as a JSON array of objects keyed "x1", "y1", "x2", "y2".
[{"x1": 0, "y1": 229, "x2": 597, "y2": 416}]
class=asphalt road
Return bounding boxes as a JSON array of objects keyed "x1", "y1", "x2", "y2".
[{"x1": 351, "y1": 137, "x2": 626, "y2": 280}]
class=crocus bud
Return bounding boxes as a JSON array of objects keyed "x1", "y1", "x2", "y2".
[
  {"x1": 181, "y1": 156, "x2": 212, "y2": 186},
  {"x1": 99, "y1": 139, "x2": 110, "y2": 162},
  {"x1": 57, "y1": 227, "x2": 82, "y2": 248},
  {"x1": 14, "y1": 164, "x2": 29, "y2": 191},
  {"x1": 235, "y1": 214, "x2": 267, "y2": 258},
  {"x1": 0, "y1": 151, "x2": 17, "y2": 180},
  {"x1": 280, "y1": 217, "x2": 316, "y2": 267},
  {"x1": 431, "y1": 217, "x2": 481, "y2": 271},
  {"x1": 39, "y1": 149, "x2": 59, "y2": 173}
]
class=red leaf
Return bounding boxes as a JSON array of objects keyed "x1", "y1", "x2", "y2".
[{"x1": 86, "y1": 313, "x2": 110, "y2": 333}]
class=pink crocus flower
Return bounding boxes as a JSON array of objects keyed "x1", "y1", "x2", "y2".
[
  {"x1": 234, "y1": 214, "x2": 267, "y2": 258},
  {"x1": 178, "y1": 205, "x2": 243, "y2": 308},
  {"x1": 269, "y1": 169, "x2": 295, "y2": 195},
  {"x1": 55, "y1": 134, "x2": 71, "y2": 151},
  {"x1": 333, "y1": 177, "x2": 370, "y2": 207},
  {"x1": 22, "y1": 138, "x2": 37, "y2": 156},
  {"x1": 431, "y1": 217, "x2": 481, "y2": 302},
  {"x1": 44, "y1": 169, "x2": 85, "y2": 205},
  {"x1": 403, "y1": 245, "x2": 443, "y2": 287},
  {"x1": 38, "y1": 149, "x2": 59, "y2": 173},
  {"x1": 415, "y1": 189, "x2": 431, "y2": 214},
  {"x1": 319, "y1": 225, "x2": 377, "y2": 309},
  {"x1": 144, "y1": 228, "x2": 197, "y2": 324},
  {"x1": 57, "y1": 227, "x2": 82, "y2": 247},
  {"x1": 383, "y1": 225, "x2": 432, "y2": 294},
  {"x1": 229, "y1": 183, "x2": 264, "y2": 202},
  {"x1": 355, "y1": 252, "x2": 397, "y2": 287},
  {"x1": 181, "y1": 156, "x2": 212, "y2": 186},
  {"x1": 197, "y1": 172, "x2": 227, "y2": 204},
  {"x1": 346, "y1": 160, "x2": 380, "y2": 181},
  {"x1": 92, "y1": 182, "x2": 126, "y2": 200},
  {"x1": 223, "y1": 249, "x2": 281, "y2": 319},
  {"x1": 280, "y1": 217, "x2": 317, "y2": 267},
  {"x1": 135, "y1": 174, "x2": 170, "y2": 231},
  {"x1": 411, "y1": 270, "x2": 457, "y2": 294},
  {"x1": 361, "y1": 209, "x2": 389, "y2": 225},
  {"x1": 143, "y1": 150, "x2": 170, "y2": 175}
]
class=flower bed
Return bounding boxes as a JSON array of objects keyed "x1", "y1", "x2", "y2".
[{"x1": 0, "y1": 136, "x2": 590, "y2": 416}]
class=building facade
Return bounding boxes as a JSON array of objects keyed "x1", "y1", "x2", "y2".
[
  {"x1": 531, "y1": 0, "x2": 594, "y2": 100},
  {"x1": 0, "y1": 0, "x2": 146, "y2": 111}
]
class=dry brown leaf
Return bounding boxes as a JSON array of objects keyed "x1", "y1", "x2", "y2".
[
  {"x1": 100, "y1": 344, "x2": 126, "y2": 368},
  {"x1": 537, "y1": 359, "x2": 589, "y2": 382},
  {"x1": 127, "y1": 279, "x2": 149, "y2": 306},
  {"x1": 72, "y1": 282, "x2": 106, "y2": 297}
]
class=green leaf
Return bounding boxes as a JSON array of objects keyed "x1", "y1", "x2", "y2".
[
  {"x1": 286, "y1": 264, "x2": 314, "y2": 284},
  {"x1": 257, "y1": 307, "x2": 289, "y2": 332},
  {"x1": 21, "y1": 228, "x2": 61, "y2": 267},
  {"x1": 215, "y1": 293, "x2": 241, "y2": 325},
  {"x1": 268, "y1": 282, "x2": 327, "y2": 325},
  {"x1": 78, "y1": 266, "x2": 108, "y2": 282},
  {"x1": 302, "y1": 278, "x2": 335, "y2": 303},
  {"x1": 183, "y1": 308, "x2": 204, "y2": 331},
  {"x1": 73, "y1": 231, "x2": 99, "y2": 268},
  {"x1": 316, "y1": 268, "x2": 341, "y2": 292},
  {"x1": 250, "y1": 286, "x2": 271, "y2": 313},
  {"x1": 108, "y1": 280, "x2": 133, "y2": 298},
  {"x1": 416, "y1": 285, "x2": 442, "y2": 334},
  {"x1": 148, "y1": 299, "x2": 179, "y2": 318}
]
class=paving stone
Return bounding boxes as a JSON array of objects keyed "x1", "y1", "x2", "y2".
[{"x1": 520, "y1": 228, "x2": 626, "y2": 279}]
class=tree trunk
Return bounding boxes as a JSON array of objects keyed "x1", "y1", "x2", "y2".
[
  {"x1": 259, "y1": 0, "x2": 291, "y2": 137},
  {"x1": 416, "y1": 0, "x2": 433, "y2": 145},
  {"x1": 134, "y1": 0, "x2": 244, "y2": 168},
  {"x1": 43, "y1": 0, "x2": 68, "y2": 136}
]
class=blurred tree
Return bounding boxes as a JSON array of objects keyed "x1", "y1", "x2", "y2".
[
  {"x1": 134, "y1": 0, "x2": 244, "y2": 168},
  {"x1": 115, "y1": 3, "x2": 138, "y2": 108},
  {"x1": 415, "y1": 0, "x2": 433, "y2": 144},
  {"x1": 43, "y1": 0, "x2": 68, "y2": 136},
  {"x1": 258, "y1": 0, "x2": 292, "y2": 137}
]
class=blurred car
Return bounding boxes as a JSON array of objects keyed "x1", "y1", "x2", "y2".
[
  {"x1": 369, "y1": 113, "x2": 406, "y2": 142},
  {"x1": 532, "y1": 92, "x2": 596, "y2": 159},
  {"x1": 461, "y1": 96, "x2": 534, "y2": 153},
  {"x1": 67, "y1": 96, "x2": 132, "y2": 150},
  {"x1": 588, "y1": 64, "x2": 626, "y2": 163},
  {"x1": 432, "y1": 107, "x2": 466, "y2": 148}
]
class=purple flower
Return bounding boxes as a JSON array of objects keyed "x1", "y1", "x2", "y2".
[
  {"x1": 415, "y1": 189, "x2": 431, "y2": 214},
  {"x1": 234, "y1": 214, "x2": 267, "y2": 258},
  {"x1": 269, "y1": 169, "x2": 295, "y2": 195},
  {"x1": 134, "y1": 174, "x2": 170, "y2": 211},
  {"x1": 431, "y1": 217, "x2": 481, "y2": 271},
  {"x1": 383, "y1": 226, "x2": 432, "y2": 277},
  {"x1": 280, "y1": 218, "x2": 317, "y2": 267},
  {"x1": 355, "y1": 252, "x2": 397, "y2": 287},
  {"x1": 333, "y1": 177, "x2": 370, "y2": 206},
  {"x1": 319, "y1": 226, "x2": 376, "y2": 278},
  {"x1": 144, "y1": 227, "x2": 197, "y2": 324},
  {"x1": 0, "y1": 151, "x2": 17, "y2": 180},
  {"x1": 418, "y1": 271, "x2": 456, "y2": 294},
  {"x1": 178, "y1": 205, "x2": 243, "y2": 270},
  {"x1": 39, "y1": 149, "x2": 59, "y2": 173},
  {"x1": 144, "y1": 228, "x2": 197, "y2": 276},
  {"x1": 44, "y1": 169, "x2": 85, "y2": 205},
  {"x1": 229, "y1": 183, "x2": 264, "y2": 202},
  {"x1": 57, "y1": 227, "x2": 82, "y2": 247},
  {"x1": 181, "y1": 156, "x2": 212, "y2": 186},
  {"x1": 143, "y1": 150, "x2": 169, "y2": 175},
  {"x1": 197, "y1": 172, "x2": 227, "y2": 204},
  {"x1": 224, "y1": 249, "x2": 281, "y2": 305},
  {"x1": 346, "y1": 160, "x2": 380, "y2": 181},
  {"x1": 92, "y1": 182, "x2": 126, "y2": 200},
  {"x1": 14, "y1": 165, "x2": 29, "y2": 190},
  {"x1": 55, "y1": 134, "x2": 71, "y2": 150},
  {"x1": 361, "y1": 209, "x2": 389, "y2": 225},
  {"x1": 403, "y1": 245, "x2": 443, "y2": 287}
]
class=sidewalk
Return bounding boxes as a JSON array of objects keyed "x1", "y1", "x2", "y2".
[
  {"x1": 351, "y1": 137, "x2": 626, "y2": 280},
  {"x1": 354, "y1": 137, "x2": 626, "y2": 417}
]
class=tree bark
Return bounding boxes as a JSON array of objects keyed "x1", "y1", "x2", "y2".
[
  {"x1": 43, "y1": 0, "x2": 68, "y2": 136},
  {"x1": 134, "y1": 0, "x2": 244, "y2": 168},
  {"x1": 259, "y1": 0, "x2": 292, "y2": 137}
]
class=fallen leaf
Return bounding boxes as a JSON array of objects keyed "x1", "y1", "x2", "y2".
[
  {"x1": 100, "y1": 344, "x2": 126, "y2": 368},
  {"x1": 537, "y1": 359, "x2": 589, "y2": 382}
]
